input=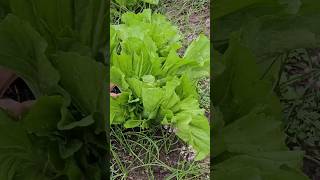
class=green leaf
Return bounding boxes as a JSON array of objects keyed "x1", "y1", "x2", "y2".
[
  {"x1": 10, "y1": 0, "x2": 107, "y2": 59},
  {"x1": 142, "y1": 75, "x2": 155, "y2": 83},
  {"x1": 184, "y1": 34, "x2": 210, "y2": 65},
  {"x1": 64, "y1": 159, "x2": 84, "y2": 180},
  {"x1": 10, "y1": 0, "x2": 73, "y2": 33},
  {"x1": 0, "y1": 110, "x2": 47, "y2": 179},
  {"x1": 51, "y1": 52, "x2": 107, "y2": 132},
  {"x1": 0, "y1": 14, "x2": 59, "y2": 96},
  {"x1": 110, "y1": 66, "x2": 129, "y2": 91},
  {"x1": 176, "y1": 75, "x2": 198, "y2": 99},
  {"x1": 220, "y1": 106, "x2": 287, "y2": 155},
  {"x1": 175, "y1": 112, "x2": 210, "y2": 160},
  {"x1": 213, "y1": 35, "x2": 282, "y2": 122},
  {"x1": 110, "y1": 95, "x2": 128, "y2": 124},
  {"x1": 23, "y1": 96, "x2": 63, "y2": 136},
  {"x1": 124, "y1": 120, "x2": 143, "y2": 128},
  {"x1": 59, "y1": 139, "x2": 83, "y2": 159},
  {"x1": 10, "y1": 0, "x2": 73, "y2": 51},
  {"x1": 126, "y1": 77, "x2": 147, "y2": 97},
  {"x1": 142, "y1": 87, "x2": 164, "y2": 119},
  {"x1": 160, "y1": 77, "x2": 181, "y2": 109},
  {"x1": 215, "y1": 151, "x2": 309, "y2": 180},
  {"x1": 110, "y1": 25, "x2": 118, "y2": 55},
  {"x1": 112, "y1": 53, "x2": 134, "y2": 77},
  {"x1": 74, "y1": 0, "x2": 107, "y2": 58},
  {"x1": 57, "y1": 114, "x2": 95, "y2": 130}
]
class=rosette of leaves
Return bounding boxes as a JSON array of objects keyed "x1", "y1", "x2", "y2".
[
  {"x1": 212, "y1": 34, "x2": 309, "y2": 180},
  {"x1": 110, "y1": 9, "x2": 210, "y2": 160},
  {"x1": 212, "y1": 0, "x2": 320, "y2": 179},
  {"x1": 0, "y1": 0, "x2": 107, "y2": 179}
]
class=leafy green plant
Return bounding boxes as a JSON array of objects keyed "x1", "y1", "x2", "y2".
[
  {"x1": 0, "y1": 0, "x2": 107, "y2": 179},
  {"x1": 213, "y1": 34, "x2": 309, "y2": 180},
  {"x1": 110, "y1": 9, "x2": 210, "y2": 160},
  {"x1": 212, "y1": 0, "x2": 320, "y2": 179}
]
